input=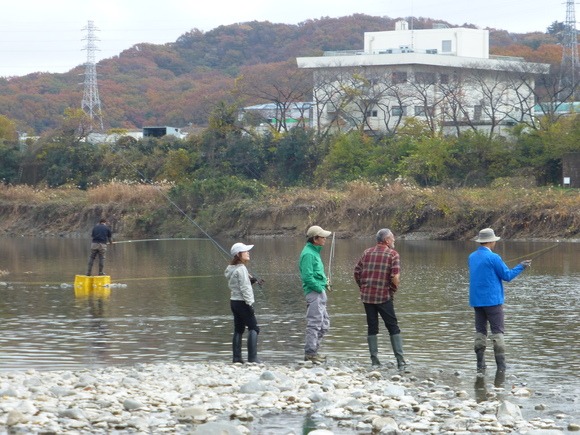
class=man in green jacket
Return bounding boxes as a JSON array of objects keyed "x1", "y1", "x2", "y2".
[{"x1": 299, "y1": 225, "x2": 332, "y2": 363}]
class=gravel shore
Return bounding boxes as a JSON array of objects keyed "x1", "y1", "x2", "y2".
[{"x1": 0, "y1": 360, "x2": 578, "y2": 434}]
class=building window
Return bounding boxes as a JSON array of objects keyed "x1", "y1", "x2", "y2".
[
  {"x1": 414, "y1": 106, "x2": 426, "y2": 116},
  {"x1": 415, "y1": 72, "x2": 436, "y2": 84},
  {"x1": 474, "y1": 105, "x2": 482, "y2": 121},
  {"x1": 327, "y1": 102, "x2": 338, "y2": 114},
  {"x1": 440, "y1": 74, "x2": 449, "y2": 85},
  {"x1": 442, "y1": 40, "x2": 452, "y2": 53},
  {"x1": 366, "y1": 110, "x2": 378, "y2": 117},
  {"x1": 391, "y1": 106, "x2": 405, "y2": 116},
  {"x1": 392, "y1": 71, "x2": 407, "y2": 84},
  {"x1": 414, "y1": 106, "x2": 434, "y2": 117}
]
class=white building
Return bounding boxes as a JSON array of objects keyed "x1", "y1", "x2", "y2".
[
  {"x1": 297, "y1": 22, "x2": 551, "y2": 136},
  {"x1": 239, "y1": 102, "x2": 314, "y2": 133}
]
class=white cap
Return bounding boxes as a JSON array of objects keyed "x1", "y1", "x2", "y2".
[
  {"x1": 307, "y1": 225, "x2": 332, "y2": 238},
  {"x1": 230, "y1": 242, "x2": 254, "y2": 257}
]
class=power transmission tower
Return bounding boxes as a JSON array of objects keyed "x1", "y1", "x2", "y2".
[
  {"x1": 81, "y1": 21, "x2": 104, "y2": 131},
  {"x1": 559, "y1": 0, "x2": 579, "y2": 101}
]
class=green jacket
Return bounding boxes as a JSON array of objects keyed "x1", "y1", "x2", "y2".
[{"x1": 299, "y1": 242, "x2": 327, "y2": 295}]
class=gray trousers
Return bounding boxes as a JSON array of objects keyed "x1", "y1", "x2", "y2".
[
  {"x1": 87, "y1": 243, "x2": 107, "y2": 275},
  {"x1": 304, "y1": 291, "x2": 330, "y2": 355}
]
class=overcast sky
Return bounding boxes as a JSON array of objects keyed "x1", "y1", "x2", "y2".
[{"x1": 0, "y1": 0, "x2": 564, "y2": 77}]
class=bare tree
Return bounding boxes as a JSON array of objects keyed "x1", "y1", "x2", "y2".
[{"x1": 235, "y1": 60, "x2": 312, "y2": 133}]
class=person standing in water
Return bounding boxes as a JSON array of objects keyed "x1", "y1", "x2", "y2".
[
  {"x1": 225, "y1": 242, "x2": 262, "y2": 364},
  {"x1": 87, "y1": 218, "x2": 113, "y2": 276},
  {"x1": 469, "y1": 228, "x2": 531, "y2": 373},
  {"x1": 299, "y1": 225, "x2": 332, "y2": 364},
  {"x1": 354, "y1": 228, "x2": 407, "y2": 370}
]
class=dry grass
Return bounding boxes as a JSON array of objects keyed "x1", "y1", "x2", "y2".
[
  {"x1": 0, "y1": 184, "x2": 85, "y2": 203},
  {"x1": 87, "y1": 181, "x2": 170, "y2": 205}
]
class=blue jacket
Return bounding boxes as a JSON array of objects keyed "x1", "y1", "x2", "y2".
[{"x1": 468, "y1": 246, "x2": 525, "y2": 307}]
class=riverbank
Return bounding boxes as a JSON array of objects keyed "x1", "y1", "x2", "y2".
[
  {"x1": 0, "y1": 182, "x2": 579, "y2": 241},
  {"x1": 0, "y1": 360, "x2": 577, "y2": 434}
]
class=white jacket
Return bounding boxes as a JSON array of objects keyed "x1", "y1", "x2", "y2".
[{"x1": 225, "y1": 264, "x2": 254, "y2": 305}]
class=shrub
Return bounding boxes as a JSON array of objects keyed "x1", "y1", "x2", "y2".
[{"x1": 170, "y1": 176, "x2": 267, "y2": 210}]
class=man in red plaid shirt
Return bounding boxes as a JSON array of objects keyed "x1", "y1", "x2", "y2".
[{"x1": 354, "y1": 228, "x2": 407, "y2": 370}]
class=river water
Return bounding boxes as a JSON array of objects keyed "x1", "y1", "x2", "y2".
[{"x1": 0, "y1": 236, "x2": 578, "y2": 431}]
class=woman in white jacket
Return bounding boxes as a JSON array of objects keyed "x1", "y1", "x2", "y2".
[{"x1": 225, "y1": 242, "x2": 261, "y2": 363}]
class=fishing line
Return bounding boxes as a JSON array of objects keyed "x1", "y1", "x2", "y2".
[
  {"x1": 113, "y1": 275, "x2": 218, "y2": 282},
  {"x1": 113, "y1": 238, "x2": 208, "y2": 244},
  {"x1": 505, "y1": 242, "x2": 560, "y2": 264},
  {"x1": 106, "y1": 141, "x2": 269, "y2": 313},
  {"x1": 106, "y1": 142, "x2": 240, "y2": 263}
]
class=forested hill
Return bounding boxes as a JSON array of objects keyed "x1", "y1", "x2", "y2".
[{"x1": 0, "y1": 14, "x2": 562, "y2": 135}]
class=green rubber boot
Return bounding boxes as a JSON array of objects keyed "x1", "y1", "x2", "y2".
[
  {"x1": 367, "y1": 335, "x2": 381, "y2": 366},
  {"x1": 390, "y1": 333, "x2": 407, "y2": 371}
]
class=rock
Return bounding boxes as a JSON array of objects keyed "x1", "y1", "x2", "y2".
[
  {"x1": 49, "y1": 386, "x2": 75, "y2": 397},
  {"x1": 59, "y1": 408, "x2": 86, "y2": 420},
  {"x1": 372, "y1": 416, "x2": 398, "y2": 433},
  {"x1": 0, "y1": 361, "x2": 572, "y2": 434},
  {"x1": 123, "y1": 398, "x2": 145, "y2": 411},
  {"x1": 6, "y1": 410, "x2": 25, "y2": 426},
  {"x1": 497, "y1": 400, "x2": 523, "y2": 426},
  {"x1": 260, "y1": 370, "x2": 277, "y2": 381},
  {"x1": 524, "y1": 431, "x2": 565, "y2": 435},
  {"x1": 239, "y1": 380, "x2": 276, "y2": 394},
  {"x1": 75, "y1": 374, "x2": 98, "y2": 388},
  {"x1": 382, "y1": 384, "x2": 405, "y2": 398},
  {"x1": 175, "y1": 406, "x2": 208, "y2": 423},
  {"x1": 192, "y1": 422, "x2": 243, "y2": 435}
]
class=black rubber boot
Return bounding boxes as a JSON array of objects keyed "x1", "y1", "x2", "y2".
[
  {"x1": 474, "y1": 332, "x2": 487, "y2": 374},
  {"x1": 367, "y1": 335, "x2": 381, "y2": 366},
  {"x1": 390, "y1": 334, "x2": 407, "y2": 371},
  {"x1": 476, "y1": 348, "x2": 487, "y2": 373},
  {"x1": 232, "y1": 332, "x2": 244, "y2": 364},
  {"x1": 247, "y1": 329, "x2": 261, "y2": 363}
]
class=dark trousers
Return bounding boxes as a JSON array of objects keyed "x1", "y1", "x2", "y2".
[
  {"x1": 231, "y1": 300, "x2": 259, "y2": 334},
  {"x1": 364, "y1": 300, "x2": 401, "y2": 336},
  {"x1": 474, "y1": 305, "x2": 504, "y2": 335}
]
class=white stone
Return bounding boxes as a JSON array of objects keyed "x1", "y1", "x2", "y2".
[{"x1": 372, "y1": 416, "x2": 398, "y2": 432}]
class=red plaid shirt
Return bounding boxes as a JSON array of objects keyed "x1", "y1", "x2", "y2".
[{"x1": 354, "y1": 244, "x2": 400, "y2": 304}]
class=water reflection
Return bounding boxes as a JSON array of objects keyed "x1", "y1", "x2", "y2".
[{"x1": 0, "y1": 237, "x2": 578, "y2": 426}]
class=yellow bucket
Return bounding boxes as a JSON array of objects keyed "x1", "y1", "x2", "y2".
[{"x1": 74, "y1": 275, "x2": 111, "y2": 298}]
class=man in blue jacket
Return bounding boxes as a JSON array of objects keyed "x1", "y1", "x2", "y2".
[{"x1": 469, "y1": 228, "x2": 531, "y2": 373}]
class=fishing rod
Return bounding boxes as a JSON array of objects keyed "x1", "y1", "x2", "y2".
[
  {"x1": 327, "y1": 232, "x2": 336, "y2": 291},
  {"x1": 506, "y1": 242, "x2": 561, "y2": 264},
  {"x1": 106, "y1": 142, "x2": 264, "y2": 282}
]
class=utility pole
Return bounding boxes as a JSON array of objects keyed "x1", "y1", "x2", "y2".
[
  {"x1": 81, "y1": 20, "x2": 104, "y2": 131},
  {"x1": 559, "y1": 0, "x2": 579, "y2": 101}
]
